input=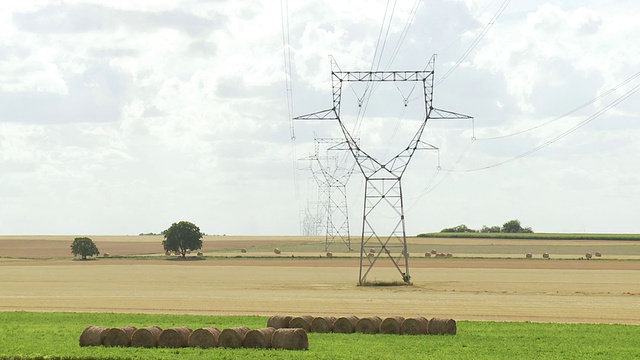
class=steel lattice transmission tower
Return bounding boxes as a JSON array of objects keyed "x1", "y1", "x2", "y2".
[
  {"x1": 295, "y1": 56, "x2": 472, "y2": 285},
  {"x1": 300, "y1": 135, "x2": 356, "y2": 251}
]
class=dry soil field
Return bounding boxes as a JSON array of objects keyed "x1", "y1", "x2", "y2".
[{"x1": 0, "y1": 235, "x2": 639, "y2": 324}]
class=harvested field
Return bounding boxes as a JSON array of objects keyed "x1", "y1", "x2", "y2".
[{"x1": 0, "y1": 236, "x2": 639, "y2": 325}]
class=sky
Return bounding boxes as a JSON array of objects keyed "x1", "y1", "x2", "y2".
[{"x1": 0, "y1": 0, "x2": 639, "y2": 236}]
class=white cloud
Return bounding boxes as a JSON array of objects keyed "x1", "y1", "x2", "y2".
[{"x1": 0, "y1": 0, "x2": 638, "y2": 235}]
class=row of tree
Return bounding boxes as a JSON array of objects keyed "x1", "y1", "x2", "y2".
[
  {"x1": 440, "y1": 219, "x2": 533, "y2": 233},
  {"x1": 71, "y1": 221, "x2": 205, "y2": 260}
]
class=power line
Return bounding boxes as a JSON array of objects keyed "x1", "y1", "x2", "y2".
[
  {"x1": 434, "y1": 0, "x2": 512, "y2": 86},
  {"x1": 442, "y1": 80, "x2": 640, "y2": 173},
  {"x1": 476, "y1": 71, "x2": 640, "y2": 141}
]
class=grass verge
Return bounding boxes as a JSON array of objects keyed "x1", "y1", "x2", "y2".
[{"x1": 0, "y1": 312, "x2": 638, "y2": 359}]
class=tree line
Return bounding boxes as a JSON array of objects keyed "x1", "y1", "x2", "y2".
[{"x1": 440, "y1": 219, "x2": 533, "y2": 234}]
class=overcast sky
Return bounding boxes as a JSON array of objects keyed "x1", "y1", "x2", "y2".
[{"x1": 1, "y1": 0, "x2": 639, "y2": 236}]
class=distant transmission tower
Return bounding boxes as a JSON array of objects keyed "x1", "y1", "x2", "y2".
[
  {"x1": 295, "y1": 56, "x2": 472, "y2": 285},
  {"x1": 300, "y1": 134, "x2": 355, "y2": 251}
]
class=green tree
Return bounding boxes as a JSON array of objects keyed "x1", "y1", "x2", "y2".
[
  {"x1": 441, "y1": 224, "x2": 477, "y2": 233},
  {"x1": 162, "y1": 221, "x2": 204, "y2": 258},
  {"x1": 501, "y1": 219, "x2": 533, "y2": 233},
  {"x1": 70, "y1": 237, "x2": 100, "y2": 260},
  {"x1": 481, "y1": 225, "x2": 501, "y2": 233}
]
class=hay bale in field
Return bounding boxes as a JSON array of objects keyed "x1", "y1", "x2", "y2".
[
  {"x1": 289, "y1": 316, "x2": 314, "y2": 332},
  {"x1": 333, "y1": 316, "x2": 359, "y2": 333},
  {"x1": 368, "y1": 252, "x2": 375, "y2": 258},
  {"x1": 272, "y1": 328, "x2": 308, "y2": 350},
  {"x1": 103, "y1": 326, "x2": 137, "y2": 347},
  {"x1": 243, "y1": 327, "x2": 276, "y2": 348},
  {"x1": 79, "y1": 325, "x2": 109, "y2": 347},
  {"x1": 543, "y1": 253, "x2": 550, "y2": 259},
  {"x1": 274, "y1": 248, "x2": 281, "y2": 255},
  {"x1": 424, "y1": 252, "x2": 431, "y2": 258},
  {"x1": 526, "y1": 253, "x2": 533, "y2": 259},
  {"x1": 355, "y1": 316, "x2": 382, "y2": 334},
  {"x1": 595, "y1": 252, "x2": 602, "y2": 257},
  {"x1": 401, "y1": 317, "x2": 428, "y2": 335},
  {"x1": 173, "y1": 251, "x2": 180, "y2": 256},
  {"x1": 158, "y1": 327, "x2": 192, "y2": 348},
  {"x1": 241, "y1": 248, "x2": 247, "y2": 253},
  {"x1": 267, "y1": 315, "x2": 292, "y2": 329},
  {"x1": 197, "y1": 252, "x2": 204, "y2": 257},
  {"x1": 310, "y1": 316, "x2": 336, "y2": 333},
  {"x1": 427, "y1": 318, "x2": 456, "y2": 335},
  {"x1": 369, "y1": 248, "x2": 375, "y2": 253},
  {"x1": 380, "y1": 316, "x2": 405, "y2": 334},
  {"x1": 165, "y1": 251, "x2": 171, "y2": 256},
  {"x1": 186, "y1": 250, "x2": 191, "y2": 254},
  {"x1": 326, "y1": 252, "x2": 333, "y2": 258},
  {"x1": 103, "y1": 253, "x2": 110, "y2": 257},
  {"x1": 585, "y1": 253, "x2": 592, "y2": 259},
  {"x1": 430, "y1": 249, "x2": 437, "y2": 255},
  {"x1": 446, "y1": 253, "x2": 453, "y2": 258},
  {"x1": 188, "y1": 327, "x2": 221, "y2": 348},
  {"x1": 219, "y1": 326, "x2": 250, "y2": 348},
  {"x1": 131, "y1": 326, "x2": 162, "y2": 348}
]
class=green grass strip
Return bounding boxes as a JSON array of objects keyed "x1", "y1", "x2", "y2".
[{"x1": 0, "y1": 312, "x2": 638, "y2": 359}]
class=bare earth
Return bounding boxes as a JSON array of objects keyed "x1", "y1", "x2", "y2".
[{"x1": 0, "y1": 236, "x2": 639, "y2": 324}]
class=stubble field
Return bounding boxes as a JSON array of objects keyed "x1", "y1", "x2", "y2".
[{"x1": 1, "y1": 235, "x2": 639, "y2": 324}]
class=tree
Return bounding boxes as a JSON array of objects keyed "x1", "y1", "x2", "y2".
[
  {"x1": 480, "y1": 225, "x2": 501, "y2": 233},
  {"x1": 441, "y1": 224, "x2": 477, "y2": 233},
  {"x1": 162, "y1": 221, "x2": 204, "y2": 258},
  {"x1": 501, "y1": 219, "x2": 533, "y2": 233},
  {"x1": 70, "y1": 237, "x2": 100, "y2": 260}
]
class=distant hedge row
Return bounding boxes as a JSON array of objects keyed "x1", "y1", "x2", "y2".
[{"x1": 416, "y1": 232, "x2": 640, "y2": 241}]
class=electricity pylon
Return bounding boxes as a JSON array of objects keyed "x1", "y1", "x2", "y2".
[
  {"x1": 300, "y1": 135, "x2": 355, "y2": 251},
  {"x1": 295, "y1": 55, "x2": 472, "y2": 285}
]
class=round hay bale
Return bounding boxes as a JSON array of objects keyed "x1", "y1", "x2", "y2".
[
  {"x1": 159, "y1": 327, "x2": 192, "y2": 348},
  {"x1": 543, "y1": 253, "x2": 550, "y2": 259},
  {"x1": 186, "y1": 250, "x2": 191, "y2": 254},
  {"x1": 131, "y1": 326, "x2": 162, "y2": 348},
  {"x1": 241, "y1": 248, "x2": 247, "y2": 253},
  {"x1": 595, "y1": 252, "x2": 602, "y2": 257},
  {"x1": 197, "y1": 252, "x2": 204, "y2": 257},
  {"x1": 310, "y1": 316, "x2": 336, "y2": 333},
  {"x1": 446, "y1": 253, "x2": 453, "y2": 258},
  {"x1": 380, "y1": 316, "x2": 405, "y2": 334},
  {"x1": 428, "y1": 317, "x2": 456, "y2": 335},
  {"x1": 430, "y1": 249, "x2": 437, "y2": 254},
  {"x1": 165, "y1": 251, "x2": 171, "y2": 256},
  {"x1": 424, "y1": 252, "x2": 431, "y2": 258},
  {"x1": 326, "y1": 252, "x2": 333, "y2": 258},
  {"x1": 219, "y1": 326, "x2": 250, "y2": 348},
  {"x1": 103, "y1": 253, "x2": 110, "y2": 257},
  {"x1": 526, "y1": 253, "x2": 533, "y2": 259},
  {"x1": 274, "y1": 248, "x2": 281, "y2": 255},
  {"x1": 369, "y1": 248, "x2": 375, "y2": 254},
  {"x1": 267, "y1": 315, "x2": 292, "y2": 329},
  {"x1": 289, "y1": 316, "x2": 314, "y2": 332},
  {"x1": 585, "y1": 253, "x2": 592, "y2": 259},
  {"x1": 103, "y1": 326, "x2": 137, "y2": 347},
  {"x1": 188, "y1": 327, "x2": 220, "y2": 348},
  {"x1": 333, "y1": 316, "x2": 359, "y2": 333},
  {"x1": 401, "y1": 317, "x2": 428, "y2": 335},
  {"x1": 355, "y1": 316, "x2": 382, "y2": 334},
  {"x1": 79, "y1": 325, "x2": 109, "y2": 347},
  {"x1": 272, "y1": 328, "x2": 308, "y2": 350},
  {"x1": 367, "y1": 252, "x2": 375, "y2": 258},
  {"x1": 243, "y1": 327, "x2": 276, "y2": 349}
]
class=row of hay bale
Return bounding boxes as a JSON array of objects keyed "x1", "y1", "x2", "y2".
[
  {"x1": 79, "y1": 325, "x2": 308, "y2": 350},
  {"x1": 525, "y1": 252, "x2": 602, "y2": 259},
  {"x1": 425, "y1": 252, "x2": 453, "y2": 258},
  {"x1": 267, "y1": 315, "x2": 456, "y2": 335}
]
